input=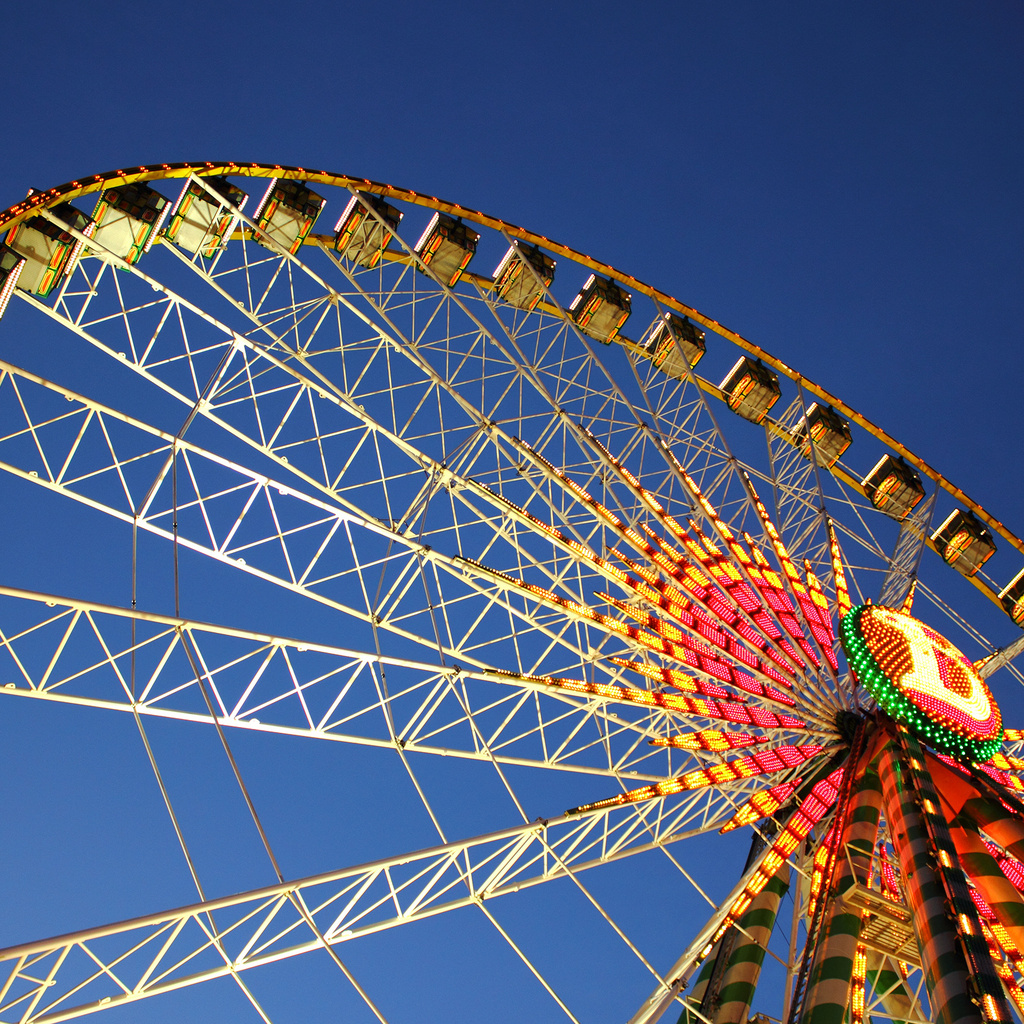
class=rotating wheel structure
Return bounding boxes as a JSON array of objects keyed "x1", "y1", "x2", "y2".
[{"x1": 0, "y1": 164, "x2": 1023, "y2": 1024}]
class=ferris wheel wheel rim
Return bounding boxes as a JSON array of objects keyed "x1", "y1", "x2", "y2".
[{"x1": 2, "y1": 159, "x2": 1017, "y2": 569}]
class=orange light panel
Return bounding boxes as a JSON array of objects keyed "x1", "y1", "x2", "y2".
[
  {"x1": 807, "y1": 825, "x2": 839, "y2": 919},
  {"x1": 567, "y1": 745, "x2": 823, "y2": 815},
  {"x1": 720, "y1": 779, "x2": 800, "y2": 833},
  {"x1": 496, "y1": 669, "x2": 807, "y2": 730},
  {"x1": 649, "y1": 729, "x2": 767, "y2": 752},
  {"x1": 827, "y1": 519, "x2": 852, "y2": 621},
  {"x1": 989, "y1": 751, "x2": 1024, "y2": 772},
  {"x1": 851, "y1": 940, "x2": 868, "y2": 1024},
  {"x1": 804, "y1": 561, "x2": 840, "y2": 670},
  {"x1": 750, "y1": 494, "x2": 822, "y2": 669},
  {"x1": 712, "y1": 762, "x2": 843, "y2": 940}
]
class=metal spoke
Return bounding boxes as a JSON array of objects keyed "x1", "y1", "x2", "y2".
[{"x1": 1, "y1": 163, "x2": 1022, "y2": 1024}]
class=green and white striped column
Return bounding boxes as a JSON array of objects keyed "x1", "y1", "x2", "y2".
[
  {"x1": 676, "y1": 944, "x2": 719, "y2": 1024},
  {"x1": 712, "y1": 864, "x2": 790, "y2": 1024},
  {"x1": 799, "y1": 768, "x2": 883, "y2": 1024},
  {"x1": 879, "y1": 739, "x2": 994, "y2": 1024},
  {"x1": 948, "y1": 824, "x2": 1024, "y2": 955},
  {"x1": 864, "y1": 952, "x2": 913, "y2": 1024}
]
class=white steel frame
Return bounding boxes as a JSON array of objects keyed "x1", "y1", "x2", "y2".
[{"x1": 0, "y1": 167, "x2": 1021, "y2": 1024}]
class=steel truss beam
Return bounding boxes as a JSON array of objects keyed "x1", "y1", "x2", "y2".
[
  {"x1": 0, "y1": 586, "x2": 708, "y2": 780},
  {"x1": 0, "y1": 797, "x2": 754, "y2": 1024},
  {"x1": 2, "y1": 163, "x2": 1022, "y2": 1024},
  {"x1": 877, "y1": 491, "x2": 937, "y2": 609}
]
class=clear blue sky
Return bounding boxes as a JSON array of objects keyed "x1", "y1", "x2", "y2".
[
  {"x1": 0, "y1": 3, "x2": 1021, "y2": 1023},
  {"x1": 2, "y1": 2, "x2": 1021, "y2": 508}
]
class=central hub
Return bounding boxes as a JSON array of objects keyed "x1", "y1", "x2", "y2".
[{"x1": 840, "y1": 604, "x2": 1002, "y2": 762}]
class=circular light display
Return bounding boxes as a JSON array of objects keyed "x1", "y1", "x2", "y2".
[{"x1": 840, "y1": 604, "x2": 1002, "y2": 762}]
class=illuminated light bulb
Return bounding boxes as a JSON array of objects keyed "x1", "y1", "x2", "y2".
[{"x1": 983, "y1": 994, "x2": 1005, "y2": 1021}]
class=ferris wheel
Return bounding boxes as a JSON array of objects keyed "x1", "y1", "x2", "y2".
[{"x1": 1, "y1": 163, "x2": 1024, "y2": 1024}]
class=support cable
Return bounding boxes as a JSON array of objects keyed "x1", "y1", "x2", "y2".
[
  {"x1": 177, "y1": 625, "x2": 393, "y2": 1024},
  {"x1": 449, "y1": 675, "x2": 671, "y2": 992},
  {"x1": 133, "y1": 494, "x2": 273, "y2": 1022},
  {"x1": 475, "y1": 900, "x2": 585, "y2": 1024},
  {"x1": 129, "y1": 705, "x2": 274, "y2": 1024}
]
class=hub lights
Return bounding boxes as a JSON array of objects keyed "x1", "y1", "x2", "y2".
[{"x1": 840, "y1": 604, "x2": 1002, "y2": 762}]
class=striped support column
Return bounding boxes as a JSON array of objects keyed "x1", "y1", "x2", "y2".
[
  {"x1": 864, "y1": 953, "x2": 913, "y2": 1024},
  {"x1": 879, "y1": 734, "x2": 1004, "y2": 1024},
  {"x1": 712, "y1": 864, "x2": 790, "y2": 1024},
  {"x1": 677, "y1": 949, "x2": 718, "y2": 1024},
  {"x1": 899, "y1": 740, "x2": 1013, "y2": 1024},
  {"x1": 950, "y1": 800, "x2": 1024, "y2": 867},
  {"x1": 799, "y1": 769, "x2": 883, "y2": 1024},
  {"x1": 925, "y1": 753, "x2": 1024, "y2": 864},
  {"x1": 949, "y1": 824, "x2": 1024, "y2": 954}
]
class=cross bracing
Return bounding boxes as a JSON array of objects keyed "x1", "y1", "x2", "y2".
[
  {"x1": 0, "y1": 586, "x2": 827, "y2": 779},
  {"x1": 0, "y1": 782, "x2": 819, "y2": 1024},
  {"x1": 2, "y1": 165, "x2": 1024, "y2": 1024}
]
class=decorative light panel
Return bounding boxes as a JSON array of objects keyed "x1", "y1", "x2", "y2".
[
  {"x1": 806, "y1": 824, "x2": 838, "y2": 919},
  {"x1": 568, "y1": 745, "x2": 823, "y2": 815},
  {"x1": 719, "y1": 779, "x2": 800, "y2": 832},
  {"x1": 840, "y1": 604, "x2": 1002, "y2": 761}
]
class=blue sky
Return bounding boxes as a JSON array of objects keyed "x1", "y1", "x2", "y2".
[
  {"x1": 2, "y1": 1, "x2": 1021, "y2": 503},
  {"x1": 7, "y1": 0, "x2": 1018, "y2": 503},
  {"x1": 0, "y1": 3, "x2": 1022, "y2": 1023}
]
